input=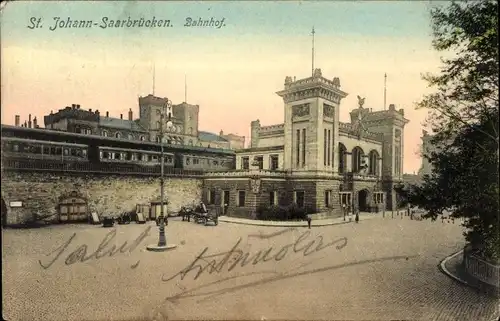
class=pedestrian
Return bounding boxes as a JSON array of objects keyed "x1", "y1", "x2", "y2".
[{"x1": 355, "y1": 209, "x2": 359, "y2": 223}]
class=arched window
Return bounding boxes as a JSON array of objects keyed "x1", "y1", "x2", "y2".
[
  {"x1": 352, "y1": 146, "x2": 365, "y2": 173},
  {"x1": 102, "y1": 130, "x2": 108, "y2": 137},
  {"x1": 156, "y1": 121, "x2": 161, "y2": 130},
  {"x1": 368, "y1": 150, "x2": 380, "y2": 175},
  {"x1": 189, "y1": 127, "x2": 193, "y2": 135},
  {"x1": 338, "y1": 143, "x2": 347, "y2": 174},
  {"x1": 140, "y1": 135, "x2": 145, "y2": 141},
  {"x1": 156, "y1": 136, "x2": 161, "y2": 143},
  {"x1": 128, "y1": 134, "x2": 133, "y2": 140},
  {"x1": 115, "y1": 132, "x2": 121, "y2": 139}
]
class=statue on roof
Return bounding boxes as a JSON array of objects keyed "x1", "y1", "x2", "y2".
[
  {"x1": 313, "y1": 68, "x2": 322, "y2": 78},
  {"x1": 332, "y1": 77, "x2": 340, "y2": 87},
  {"x1": 357, "y1": 95, "x2": 366, "y2": 108},
  {"x1": 285, "y1": 76, "x2": 293, "y2": 85}
]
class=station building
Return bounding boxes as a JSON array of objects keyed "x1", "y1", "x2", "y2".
[{"x1": 203, "y1": 68, "x2": 408, "y2": 218}]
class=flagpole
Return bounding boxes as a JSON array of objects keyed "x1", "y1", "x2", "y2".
[
  {"x1": 384, "y1": 73, "x2": 387, "y2": 110},
  {"x1": 311, "y1": 27, "x2": 315, "y2": 76}
]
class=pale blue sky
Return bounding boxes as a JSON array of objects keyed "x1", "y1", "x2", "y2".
[{"x1": 2, "y1": 1, "x2": 435, "y2": 44}]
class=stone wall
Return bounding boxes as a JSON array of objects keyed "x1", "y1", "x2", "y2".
[
  {"x1": 1, "y1": 172, "x2": 202, "y2": 225},
  {"x1": 203, "y1": 176, "x2": 387, "y2": 219},
  {"x1": 203, "y1": 178, "x2": 287, "y2": 219}
]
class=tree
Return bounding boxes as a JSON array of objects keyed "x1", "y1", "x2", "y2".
[{"x1": 397, "y1": 0, "x2": 499, "y2": 261}]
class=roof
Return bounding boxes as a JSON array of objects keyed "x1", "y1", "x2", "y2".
[
  {"x1": 198, "y1": 131, "x2": 228, "y2": 142},
  {"x1": 99, "y1": 117, "x2": 146, "y2": 132}
]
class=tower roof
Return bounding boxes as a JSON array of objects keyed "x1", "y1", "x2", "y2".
[{"x1": 276, "y1": 68, "x2": 348, "y2": 104}]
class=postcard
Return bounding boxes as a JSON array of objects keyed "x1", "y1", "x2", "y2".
[{"x1": 1, "y1": 1, "x2": 499, "y2": 321}]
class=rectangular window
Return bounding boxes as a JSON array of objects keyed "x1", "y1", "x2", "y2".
[
  {"x1": 302, "y1": 129, "x2": 306, "y2": 166},
  {"x1": 255, "y1": 156, "x2": 264, "y2": 170},
  {"x1": 207, "y1": 189, "x2": 216, "y2": 205},
  {"x1": 374, "y1": 192, "x2": 385, "y2": 204},
  {"x1": 294, "y1": 191, "x2": 305, "y2": 208},
  {"x1": 238, "y1": 191, "x2": 246, "y2": 207},
  {"x1": 270, "y1": 155, "x2": 279, "y2": 170},
  {"x1": 324, "y1": 128, "x2": 327, "y2": 166},
  {"x1": 327, "y1": 129, "x2": 331, "y2": 166},
  {"x1": 269, "y1": 191, "x2": 278, "y2": 206},
  {"x1": 296, "y1": 129, "x2": 301, "y2": 166},
  {"x1": 242, "y1": 157, "x2": 249, "y2": 170},
  {"x1": 339, "y1": 192, "x2": 352, "y2": 206},
  {"x1": 324, "y1": 190, "x2": 332, "y2": 207}
]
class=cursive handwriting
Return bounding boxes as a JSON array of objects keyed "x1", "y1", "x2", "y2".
[
  {"x1": 162, "y1": 229, "x2": 348, "y2": 283},
  {"x1": 38, "y1": 226, "x2": 152, "y2": 269},
  {"x1": 164, "y1": 255, "x2": 418, "y2": 304}
]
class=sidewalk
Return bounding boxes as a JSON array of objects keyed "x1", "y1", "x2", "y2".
[
  {"x1": 440, "y1": 250, "x2": 500, "y2": 307},
  {"x1": 218, "y1": 211, "x2": 389, "y2": 227}
]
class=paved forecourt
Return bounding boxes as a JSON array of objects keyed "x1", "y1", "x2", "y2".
[{"x1": 2, "y1": 216, "x2": 498, "y2": 321}]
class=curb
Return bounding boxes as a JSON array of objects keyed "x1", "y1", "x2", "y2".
[
  {"x1": 218, "y1": 216, "x2": 380, "y2": 228},
  {"x1": 218, "y1": 219, "x2": 351, "y2": 228},
  {"x1": 440, "y1": 251, "x2": 499, "y2": 321},
  {"x1": 439, "y1": 250, "x2": 470, "y2": 286}
]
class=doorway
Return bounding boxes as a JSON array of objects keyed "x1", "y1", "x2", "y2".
[
  {"x1": 358, "y1": 189, "x2": 369, "y2": 212},
  {"x1": 223, "y1": 191, "x2": 230, "y2": 215},
  {"x1": 58, "y1": 191, "x2": 88, "y2": 223}
]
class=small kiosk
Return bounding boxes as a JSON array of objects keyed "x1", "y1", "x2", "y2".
[
  {"x1": 150, "y1": 198, "x2": 169, "y2": 220},
  {"x1": 136, "y1": 204, "x2": 151, "y2": 221}
]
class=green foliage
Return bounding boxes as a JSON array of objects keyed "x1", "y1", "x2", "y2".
[
  {"x1": 256, "y1": 204, "x2": 307, "y2": 221},
  {"x1": 401, "y1": 0, "x2": 499, "y2": 261}
]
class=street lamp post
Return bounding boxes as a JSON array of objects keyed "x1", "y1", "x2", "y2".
[{"x1": 147, "y1": 99, "x2": 177, "y2": 252}]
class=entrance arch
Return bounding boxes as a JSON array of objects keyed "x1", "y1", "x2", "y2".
[{"x1": 358, "y1": 189, "x2": 369, "y2": 212}]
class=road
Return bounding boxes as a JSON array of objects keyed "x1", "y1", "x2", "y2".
[{"x1": 2, "y1": 216, "x2": 498, "y2": 321}]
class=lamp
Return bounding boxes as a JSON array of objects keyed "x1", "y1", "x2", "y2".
[{"x1": 147, "y1": 99, "x2": 177, "y2": 252}]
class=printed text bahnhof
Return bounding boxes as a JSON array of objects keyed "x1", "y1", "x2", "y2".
[{"x1": 27, "y1": 17, "x2": 227, "y2": 31}]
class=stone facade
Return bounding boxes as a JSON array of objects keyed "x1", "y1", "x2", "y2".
[
  {"x1": 1, "y1": 171, "x2": 202, "y2": 225},
  {"x1": 204, "y1": 68, "x2": 407, "y2": 219}
]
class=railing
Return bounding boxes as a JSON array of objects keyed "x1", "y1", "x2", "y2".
[
  {"x1": 463, "y1": 244, "x2": 500, "y2": 288},
  {"x1": 285, "y1": 76, "x2": 341, "y2": 90},
  {"x1": 2, "y1": 159, "x2": 205, "y2": 177},
  {"x1": 204, "y1": 168, "x2": 287, "y2": 178}
]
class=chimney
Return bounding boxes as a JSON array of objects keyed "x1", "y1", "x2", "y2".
[
  {"x1": 72, "y1": 104, "x2": 76, "y2": 109},
  {"x1": 219, "y1": 130, "x2": 224, "y2": 136},
  {"x1": 33, "y1": 117, "x2": 37, "y2": 128},
  {"x1": 24, "y1": 121, "x2": 27, "y2": 127},
  {"x1": 95, "y1": 110, "x2": 100, "y2": 116},
  {"x1": 120, "y1": 114, "x2": 123, "y2": 119},
  {"x1": 15, "y1": 115, "x2": 20, "y2": 126},
  {"x1": 89, "y1": 108, "x2": 92, "y2": 112},
  {"x1": 28, "y1": 114, "x2": 32, "y2": 128},
  {"x1": 106, "y1": 111, "x2": 109, "y2": 117},
  {"x1": 128, "y1": 108, "x2": 133, "y2": 121}
]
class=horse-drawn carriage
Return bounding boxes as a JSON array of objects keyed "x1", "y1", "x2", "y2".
[{"x1": 179, "y1": 202, "x2": 219, "y2": 226}]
